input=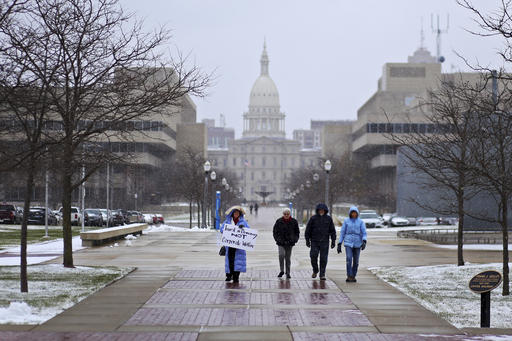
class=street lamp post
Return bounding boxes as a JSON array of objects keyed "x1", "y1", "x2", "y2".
[
  {"x1": 210, "y1": 170, "x2": 216, "y2": 229},
  {"x1": 202, "y1": 161, "x2": 211, "y2": 229},
  {"x1": 324, "y1": 160, "x2": 332, "y2": 212}
]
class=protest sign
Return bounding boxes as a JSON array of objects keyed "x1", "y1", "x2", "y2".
[{"x1": 221, "y1": 224, "x2": 258, "y2": 251}]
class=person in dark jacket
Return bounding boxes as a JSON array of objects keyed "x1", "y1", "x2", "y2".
[
  {"x1": 273, "y1": 208, "x2": 300, "y2": 279},
  {"x1": 305, "y1": 203, "x2": 336, "y2": 280}
]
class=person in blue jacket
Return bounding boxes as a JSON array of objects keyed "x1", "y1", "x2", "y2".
[
  {"x1": 221, "y1": 206, "x2": 249, "y2": 283},
  {"x1": 337, "y1": 206, "x2": 367, "y2": 283}
]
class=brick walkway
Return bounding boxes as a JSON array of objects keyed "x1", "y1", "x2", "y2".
[{"x1": 0, "y1": 207, "x2": 510, "y2": 340}]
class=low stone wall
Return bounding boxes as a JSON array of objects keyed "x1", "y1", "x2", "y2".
[
  {"x1": 398, "y1": 229, "x2": 503, "y2": 245},
  {"x1": 80, "y1": 223, "x2": 148, "y2": 247}
]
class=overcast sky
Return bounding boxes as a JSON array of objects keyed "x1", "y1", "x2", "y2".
[{"x1": 122, "y1": 0, "x2": 504, "y2": 138}]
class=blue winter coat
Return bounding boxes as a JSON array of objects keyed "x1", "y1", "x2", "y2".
[
  {"x1": 339, "y1": 206, "x2": 367, "y2": 248},
  {"x1": 221, "y1": 209, "x2": 249, "y2": 273}
]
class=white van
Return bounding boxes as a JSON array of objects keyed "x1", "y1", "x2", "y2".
[{"x1": 58, "y1": 206, "x2": 81, "y2": 225}]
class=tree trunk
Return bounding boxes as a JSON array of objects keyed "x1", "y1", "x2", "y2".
[
  {"x1": 61, "y1": 143, "x2": 74, "y2": 268},
  {"x1": 501, "y1": 194, "x2": 509, "y2": 296},
  {"x1": 189, "y1": 201, "x2": 192, "y2": 229},
  {"x1": 20, "y1": 154, "x2": 36, "y2": 292},
  {"x1": 457, "y1": 189, "x2": 465, "y2": 266},
  {"x1": 197, "y1": 200, "x2": 200, "y2": 228}
]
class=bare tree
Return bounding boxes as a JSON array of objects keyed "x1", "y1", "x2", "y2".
[
  {"x1": 169, "y1": 147, "x2": 205, "y2": 228},
  {"x1": 456, "y1": 0, "x2": 512, "y2": 295},
  {"x1": 1, "y1": 0, "x2": 208, "y2": 267},
  {"x1": 385, "y1": 75, "x2": 488, "y2": 266},
  {"x1": 0, "y1": 0, "x2": 60, "y2": 291},
  {"x1": 465, "y1": 71, "x2": 512, "y2": 296}
]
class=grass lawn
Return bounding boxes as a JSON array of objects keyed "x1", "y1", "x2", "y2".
[
  {"x1": 0, "y1": 226, "x2": 101, "y2": 250},
  {"x1": 0, "y1": 264, "x2": 132, "y2": 324},
  {"x1": 370, "y1": 263, "x2": 512, "y2": 328}
]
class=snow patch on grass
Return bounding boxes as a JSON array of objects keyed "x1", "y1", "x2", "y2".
[
  {"x1": 0, "y1": 264, "x2": 131, "y2": 324},
  {"x1": 370, "y1": 263, "x2": 512, "y2": 328}
]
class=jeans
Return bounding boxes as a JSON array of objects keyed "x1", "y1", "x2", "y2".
[
  {"x1": 310, "y1": 241, "x2": 329, "y2": 276},
  {"x1": 278, "y1": 245, "x2": 293, "y2": 274},
  {"x1": 345, "y1": 246, "x2": 361, "y2": 277}
]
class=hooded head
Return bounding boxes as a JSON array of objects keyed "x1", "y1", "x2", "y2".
[
  {"x1": 315, "y1": 203, "x2": 329, "y2": 215},
  {"x1": 349, "y1": 206, "x2": 359, "y2": 220},
  {"x1": 225, "y1": 205, "x2": 246, "y2": 217}
]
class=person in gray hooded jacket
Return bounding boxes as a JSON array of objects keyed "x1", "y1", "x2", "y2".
[{"x1": 305, "y1": 203, "x2": 336, "y2": 280}]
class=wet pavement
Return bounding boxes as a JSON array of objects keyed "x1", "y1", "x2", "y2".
[{"x1": 0, "y1": 206, "x2": 510, "y2": 340}]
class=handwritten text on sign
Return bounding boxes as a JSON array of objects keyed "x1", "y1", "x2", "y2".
[{"x1": 221, "y1": 224, "x2": 258, "y2": 251}]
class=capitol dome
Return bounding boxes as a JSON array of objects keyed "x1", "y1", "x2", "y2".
[
  {"x1": 242, "y1": 41, "x2": 285, "y2": 138},
  {"x1": 249, "y1": 42, "x2": 280, "y2": 108},
  {"x1": 249, "y1": 75, "x2": 280, "y2": 107}
]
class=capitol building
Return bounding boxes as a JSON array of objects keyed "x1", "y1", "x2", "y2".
[{"x1": 208, "y1": 42, "x2": 318, "y2": 203}]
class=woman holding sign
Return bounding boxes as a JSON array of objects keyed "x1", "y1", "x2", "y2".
[{"x1": 221, "y1": 206, "x2": 250, "y2": 283}]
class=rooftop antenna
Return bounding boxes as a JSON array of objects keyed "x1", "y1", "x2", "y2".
[
  {"x1": 219, "y1": 113, "x2": 226, "y2": 128},
  {"x1": 431, "y1": 13, "x2": 449, "y2": 63},
  {"x1": 420, "y1": 17, "x2": 425, "y2": 49}
]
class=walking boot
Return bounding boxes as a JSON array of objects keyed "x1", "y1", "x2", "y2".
[
  {"x1": 286, "y1": 273, "x2": 291, "y2": 279},
  {"x1": 312, "y1": 272, "x2": 318, "y2": 279},
  {"x1": 278, "y1": 271, "x2": 284, "y2": 278},
  {"x1": 225, "y1": 273, "x2": 232, "y2": 282},
  {"x1": 233, "y1": 272, "x2": 240, "y2": 283}
]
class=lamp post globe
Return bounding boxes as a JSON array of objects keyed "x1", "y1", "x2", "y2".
[
  {"x1": 306, "y1": 180, "x2": 311, "y2": 188},
  {"x1": 324, "y1": 160, "x2": 332, "y2": 172},
  {"x1": 210, "y1": 170, "x2": 216, "y2": 181},
  {"x1": 204, "y1": 160, "x2": 211, "y2": 173},
  {"x1": 324, "y1": 160, "x2": 331, "y2": 211},
  {"x1": 221, "y1": 177, "x2": 227, "y2": 186},
  {"x1": 313, "y1": 173, "x2": 319, "y2": 182}
]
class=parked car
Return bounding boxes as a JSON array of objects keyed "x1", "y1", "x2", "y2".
[
  {"x1": 127, "y1": 211, "x2": 143, "y2": 223},
  {"x1": 417, "y1": 217, "x2": 438, "y2": 226},
  {"x1": 142, "y1": 213, "x2": 155, "y2": 224},
  {"x1": 116, "y1": 209, "x2": 130, "y2": 224},
  {"x1": 440, "y1": 217, "x2": 458, "y2": 225},
  {"x1": 406, "y1": 217, "x2": 417, "y2": 226},
  {"x1": 382, "y1": 213, "x2": 394, "y2": 226},
  {"x1": 111, "y1": 210, "x2": 125, "y2": 226},
  {"x1": 0, "y1": 203, "x2": 22, "y2": 224},
  {"x1": 83, "y1": 209, "x2": 103, "y2": 226},
  {"x1": 98, "y1": 209, "x2": 115, "y2": 226},
  {"x1": 154, "y1": 213, "x2": 164, "y2": 224},
  {"x1": 359, "y1": 212, "x2": 384, "y2": 228},
  {"x1": 28, "y1": 207, "x2": 58, "y2": 225},
  {"x1": 389, "y1": 216, "x2": 409, "y2": 227},
  {"x1": 360, "y1": 209, "x2": 378, "y2": 215},
  {"x1": 58, "y1": 206, "x2": 81, "y2": 225}
]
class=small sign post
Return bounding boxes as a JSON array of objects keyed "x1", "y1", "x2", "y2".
[{"x1": 469, "y1": 270, "x2": 502, "y2": 328}]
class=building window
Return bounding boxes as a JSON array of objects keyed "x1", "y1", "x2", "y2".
[
  {"x1": 223, "y1": 159, "x2": 227, "y2": 167},
  {"x1": 262, "y1": 156, "x2": 266, "y2": 167},
  {"x1": 233, "y1": 158, "x2": 236, "y2": 166},
  {"x1": 262, "y1": 171, "x2": 265, "y2": 179},
  {"x1": 251, "y1": 172, "x2": 254, "y2": 181}
]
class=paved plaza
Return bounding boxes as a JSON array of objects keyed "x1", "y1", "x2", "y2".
[{"x1": 0, "y1": 207, "x2": 510, "y2": 340}]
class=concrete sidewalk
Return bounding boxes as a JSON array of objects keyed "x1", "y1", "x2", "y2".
[{"x1": 0, "y1": 207, "x2": 510, "y2": 340}]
